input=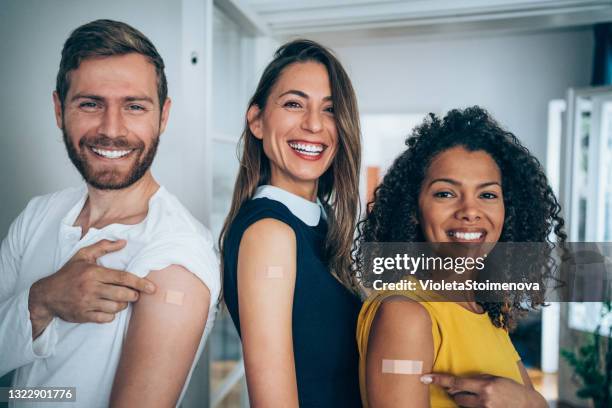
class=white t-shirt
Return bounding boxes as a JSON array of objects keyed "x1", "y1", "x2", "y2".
[{"x1": 0, "y1": 185, "x2": 220, "y2": 407}]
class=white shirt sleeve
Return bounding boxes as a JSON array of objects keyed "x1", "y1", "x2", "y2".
[
  {"x1": 125, "y1": 231, "x2": 221, "y2": 306},
  {"x1": 0, "y1": 201, "x2": 59, "y2": 376},
  {"x1": 0, "y1": 289, "x2": 59, "y2": 376}
]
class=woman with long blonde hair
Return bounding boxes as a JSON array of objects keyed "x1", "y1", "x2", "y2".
[{"x1": 219, "y1": 40, "x2": 363, "y2": 407}]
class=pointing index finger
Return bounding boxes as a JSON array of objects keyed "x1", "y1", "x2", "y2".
[
  {"x1": 422, "y1": 373, "x2": 485, "y2": 394},
  {"x1": 99, "y1": 267, "x2": 156, "y2": 294},
  {"x1": 80, "y1": 239, "x2": 127, "y2": 261}
]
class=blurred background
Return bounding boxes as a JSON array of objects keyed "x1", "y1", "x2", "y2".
[{"x1": 1, "y1": 1, "x2": 612, "y2": 407}]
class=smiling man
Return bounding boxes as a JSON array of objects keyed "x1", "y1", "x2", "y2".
[{"x1": 0, "y1": 20, "x2": 219, "y2": 407}]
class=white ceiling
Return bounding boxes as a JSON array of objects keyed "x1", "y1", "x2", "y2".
[{"x1": 236, "y1": 0, "x2": 612, "y2": 38}]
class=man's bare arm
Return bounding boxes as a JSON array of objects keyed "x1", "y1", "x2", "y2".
[{"x1": 110, "y1": 265, "x2": 210, "y2": 408}]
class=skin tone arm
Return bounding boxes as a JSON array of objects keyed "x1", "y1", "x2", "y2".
[
  {"x1": 110, "y1": 265, "x2": 210, "y2": 408},
  {"x1": 366, "y1": 297, "x2": 434, "y2": 408},
  {"x1": 238, "y1": 218, "x2": 299, "y2": 407},
  {"x1": 28, "y1": 239, "x2": 156, "y2": 339},
  {"x1": 422, "y1": 360, "x2": 547, "y2": 407}
]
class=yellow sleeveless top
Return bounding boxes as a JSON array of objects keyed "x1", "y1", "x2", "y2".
[{"x1": 356, "y1": 289, "x2": 523, "y2": 407}]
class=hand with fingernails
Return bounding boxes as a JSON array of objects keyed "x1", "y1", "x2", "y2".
[
  {"x1": 420, "y1": 373, "x2": 547, "y2": 408},
  {"x1": 28, "y1": 239, "x2": 156, "y2": 339}
]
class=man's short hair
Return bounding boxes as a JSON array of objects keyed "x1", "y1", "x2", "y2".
[{"x1": 56, "y1": 19, "x2": 168, "y2": 107}]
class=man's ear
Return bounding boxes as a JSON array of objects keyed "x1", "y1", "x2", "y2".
[
  {"x1": 159, "y1": 97, "x2": 172, "y2": 134},
  {"x1": 247, "y1": 104, "x2": 263, "y2": 140},
  {"x1": 52, "y1": 91, "x2": 63, "y2": 129}
]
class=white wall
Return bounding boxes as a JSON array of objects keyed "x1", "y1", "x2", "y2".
[
  {"x1": 326, "y1": 28, "x2": 594, "y2": 164},
  {"x1": 0, "y1": 0, "x2": 206, "y2": 235}
]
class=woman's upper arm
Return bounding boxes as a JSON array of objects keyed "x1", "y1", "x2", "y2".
[
  {"x1": 110, "y1": 265, "x2": 210, "y2": 408},
  {"x1": 237, "y1": 218, "x2": 298, "y2": 407},
  {"x1": 366, "y1": 297, "x2": 434, "y2": 408}
]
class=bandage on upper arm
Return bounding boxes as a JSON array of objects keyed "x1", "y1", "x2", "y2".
[
  {"x1": 382, "y1": 359, "x2": 424, "y2": 375},
  {"x1": 164, "y1": 289, "x2": 185, "y2": 306},
  {"x1": 140, "y1": 266, "x2": 209, "y2": 314}
]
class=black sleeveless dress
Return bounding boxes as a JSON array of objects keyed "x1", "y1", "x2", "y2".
[{"x1": 223, "y1": 197, "x2": 363, "y2": 407}]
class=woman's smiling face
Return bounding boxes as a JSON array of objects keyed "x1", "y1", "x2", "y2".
[
  {"x1": 247, "y1": 61, "x2": 337, "y2": 198},
  {"x1": 418, "y1": 146, "x2": 505, "y2": 243}
]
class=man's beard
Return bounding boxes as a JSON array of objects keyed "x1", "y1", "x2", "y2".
[{"x1": 62, "y1": 129, "x2": 159, "y2": 190}]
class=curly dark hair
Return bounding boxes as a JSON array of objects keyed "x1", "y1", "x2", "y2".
[{"x1": 355, "y1": 106, "x2": 567, "y2": 329}]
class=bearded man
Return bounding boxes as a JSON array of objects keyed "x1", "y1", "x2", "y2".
[{"x1": 0, "y1": 19, "x2": 219, "y2": 408}]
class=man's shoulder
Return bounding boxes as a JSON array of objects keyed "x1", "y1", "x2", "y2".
[
  {"x1": 128, "y1": 187, "x2": 220, "y2": 298},
  {"x1": 21, "y1": 186, "x2": 85, "y2": 220},
  {"x1": 146, "y1": 186, "x2": 213, "y2": 243}
]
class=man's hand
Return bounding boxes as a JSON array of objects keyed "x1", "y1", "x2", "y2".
[
  {"x1": 28, "y1": 239, "x2": 156, "y2": 339},
  {"x1": 420, "y1": 373, "x2": 547, "y2": 408}
]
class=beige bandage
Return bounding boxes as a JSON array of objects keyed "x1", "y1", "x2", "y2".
[
  {"x1": 382, "y1": 359, "x2": 423, "y2": 375},
  {"x1": 165, "y1": 290, "x2": 185, "y2": 306},
  {"x1": 257, "y1": 266, "x2": 286, "y2": 279}
]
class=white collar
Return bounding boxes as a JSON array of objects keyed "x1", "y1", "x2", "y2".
[{"x1": 253, "y1": 185, "x2": 326, "y2": 227}]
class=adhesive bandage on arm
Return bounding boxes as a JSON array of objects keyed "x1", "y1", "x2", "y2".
[
  {"x1": 381, "y1": 359, "x2": 424, "y2": 375},
  {"x1": 164, "y1": 290, "x2": 185, "y2": 306},
  {"x1": 256, "y1": 265, "x2": 286, "y2": 279}
]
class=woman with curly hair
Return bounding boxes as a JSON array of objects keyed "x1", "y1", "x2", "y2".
[
  {"x1": 220, "y1": 40, "x2": 362, "y2": 407},
  {"x1": 355, "y1": 106, "x2": 565, "y2": 407}
]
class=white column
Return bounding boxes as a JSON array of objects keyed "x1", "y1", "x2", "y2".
[
  {"x1": 179, "y1": 1, "x2": 214, "y2": 406},
  {"x1": 541, "y1": 100, "x2": 565, "y2": 373}
]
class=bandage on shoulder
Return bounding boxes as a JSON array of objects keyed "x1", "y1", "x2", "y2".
[
  {"x1": 164, "y1": 289, "x2": 185, "y2": 306},
  {"x1": 382, "y1": 359, "x2": 423, "y2": 375}
]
